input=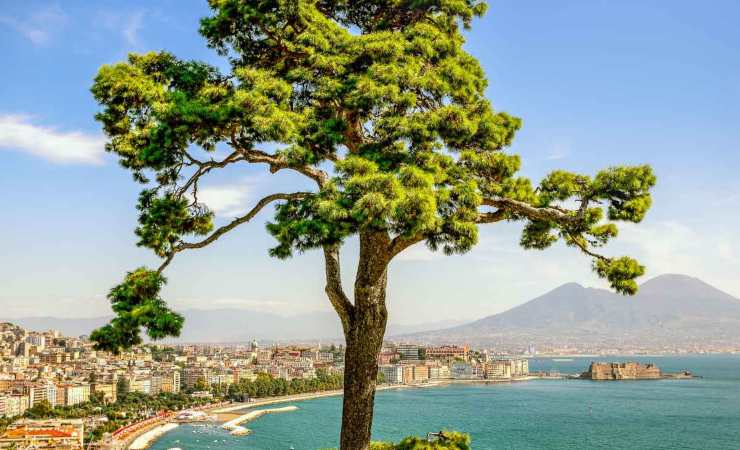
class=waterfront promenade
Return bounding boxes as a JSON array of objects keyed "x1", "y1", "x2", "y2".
[{"x1": 113, "y1": 378, "x2": 544, "y2": 449}]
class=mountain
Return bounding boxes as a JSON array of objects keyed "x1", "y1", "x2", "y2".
[
  {"x1": 9, "y1": 274, "x2": 738, "y2": 348},
  {"x1": 3, "y1": 310, "x2": 463, "y2": 343},
  {"x1": 398, "y1": 274, "x2": 740, "y2": 348}
]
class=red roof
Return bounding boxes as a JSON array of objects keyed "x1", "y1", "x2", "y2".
[{"x1": 4, "y1": 428, "x2": 75, "y2": 438}]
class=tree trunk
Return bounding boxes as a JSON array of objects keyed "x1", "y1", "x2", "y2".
[{"x1": 339, "y1": 231, "x2": 390, "y2": 450}]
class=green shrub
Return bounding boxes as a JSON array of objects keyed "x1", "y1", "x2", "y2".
[{"x1": 325, "y1": 431, "x2": 471, "y2": 450}]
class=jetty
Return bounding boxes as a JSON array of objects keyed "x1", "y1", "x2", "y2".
[{"x1": 221, "y1": 405, "x2": 299, "y2": 432}]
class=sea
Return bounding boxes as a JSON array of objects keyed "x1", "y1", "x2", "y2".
[{"x1": 149, "y1": 355, "x2": 740, "y2": 450}]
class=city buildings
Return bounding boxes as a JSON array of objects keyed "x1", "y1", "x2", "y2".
[
  {"x1": 425, "y1": 345, "x2": 470, "y2": 362},
  {"x1": 0, "y1": 419, "x2": 84, "y2": 450}
]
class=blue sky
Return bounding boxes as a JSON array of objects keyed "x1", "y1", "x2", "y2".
[{"x1": 1, "y1": 0, "x2": 739, "y2": 323}]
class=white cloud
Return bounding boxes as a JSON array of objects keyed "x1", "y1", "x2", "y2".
[
  {"x1": 0, "y1": 6, "x2": 67, "y2": 46},
  {"x1": 396, "y1": 242, "x2": 444, "y2": 262},
  {"x1": 196, "y1": 184, "x2": 250, "y2": 217},
  {"x1": 545, "y1": 143, "x2": 570, "y2": 160},
  {"x1": 122, "y1": 11, "x2": 144, "y2": 46},
  {"x1": 616, "y1": 220, "x2": 740, "y2": 296},
  {"x1": 96, "y1": 10, "x2": 146, "y2": 48},
  {"x1": 174, "y1": 297, "x2": 323, "y2": 316},
  {"x1": 0, "y1": 115, "x2": 105, "y2": 165}
]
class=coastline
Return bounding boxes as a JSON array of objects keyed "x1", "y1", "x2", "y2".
[
  {"x1": 128, "y1": 423, "x2": 179, "y2": 450},
  {"x1": 210, "y1": 382, "x2": 422, "y2": 416},
  {"x1": 132, "y1": 378, "x2": 541, "y2": 449}
]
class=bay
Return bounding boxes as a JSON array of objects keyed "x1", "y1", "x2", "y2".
[{"x1": 150, "y1": 355, "x2": 740, "y2": 450}]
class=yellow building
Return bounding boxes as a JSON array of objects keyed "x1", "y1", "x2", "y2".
[{"x1": 91, "y1": 382, "x2": 117, "y2": 404}]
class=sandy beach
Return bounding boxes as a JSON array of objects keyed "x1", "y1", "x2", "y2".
[
  {"x1": 128, "y1": 423, "x2": 179, "y2": 450},
  {"x1": 132, "y1": 378, "x2": 538, "y2": 448}
]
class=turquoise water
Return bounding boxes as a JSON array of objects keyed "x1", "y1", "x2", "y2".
[{"x1": 150, "y1": 356, "x2": 740, "y2": 449}]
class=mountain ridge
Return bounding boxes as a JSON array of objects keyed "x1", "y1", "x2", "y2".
[
  {"x1": 6, "y1": 274, "x2": 738, "y2": 348},
  {"x1": 395, "y1": 274, "x2": 740, "y2": 348}
]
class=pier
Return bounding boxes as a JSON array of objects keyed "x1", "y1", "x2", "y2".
[{"x1": 221, "y1": 406, "x2": 299, "y2": 431}]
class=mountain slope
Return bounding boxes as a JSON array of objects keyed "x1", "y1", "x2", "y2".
[{"x1": 400, "y1": 274, "x2": 740, "y2": 346}]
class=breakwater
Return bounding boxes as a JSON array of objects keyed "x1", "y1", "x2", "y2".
[{"x1": 222, "y1": 405, "x2": 299, "y2": 429}]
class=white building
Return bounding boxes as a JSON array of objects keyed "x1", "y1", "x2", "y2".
[{"x1": 379, "y1": 365, "x2": 403, "y2": 384}]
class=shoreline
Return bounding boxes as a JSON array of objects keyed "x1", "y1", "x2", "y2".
[
  {"x1": 128, "y1": 423, "x2": 179, "y2": 450},
  {"x1": 210, "y1": 382, "x2": 421, "y2": 415},
  {"x1": 131, "y1": 377, "x2": 548, "y2": 449}
]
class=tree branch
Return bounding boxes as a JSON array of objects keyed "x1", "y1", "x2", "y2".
[
  {"x1": 157, "y1": 192, "x2": 311, "y2": 273},
  {"x1": 230, "y1": 136, "x2": 329, "y2": 187},
  {"x1": 177, "y1": 151, "x2": 245, "y2": 197},
  {"x1": 566, "y1": 231, "x2": 610, "y2": 262},
  {"x1": 323, "y1": 244, "x2": 354, "y2": 334},
  {"x1": 481, "y1": 197, "x2": 580, "y2": 224},
  {"x1": 388, "y1": 233, "x2": 425, "y2": 258},
  {"x1": 476, "y1": 209, "x2": 507, "y2": 224}
]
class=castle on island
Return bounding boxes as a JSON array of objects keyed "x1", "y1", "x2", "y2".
[{"x1": 581, "y1": 362, "x2": 662, "y2": 380}]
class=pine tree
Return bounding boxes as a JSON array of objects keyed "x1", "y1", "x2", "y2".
[{"x1": 89, "y1": 2, "x2": 655, "y2": 449}]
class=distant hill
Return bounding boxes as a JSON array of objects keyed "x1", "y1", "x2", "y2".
[
  {"x1": 9, "y1": 274, "x2": 737, "y2": 348},
  {"x1": 3, "y1": 310, "x2": 466, "y2": 343},
  {"x1": 396, "y1": 274, "x2": 740, "y2": 348}
]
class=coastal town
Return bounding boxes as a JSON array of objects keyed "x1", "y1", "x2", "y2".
[
  {"x1": 0, "y1": 322, "x2": 536, "y2": 449},
  {"x1": 1, "y1": 321, "x2": 692, "y2": 449}
]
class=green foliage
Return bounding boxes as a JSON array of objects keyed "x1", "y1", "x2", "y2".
[
  {"x1": 323, "y1": 431, "x2": 471, "y2": 450},
  {"x1": 519, "y1": 165, "x2": 655, "y2": 293},
  {"x1": 90, "y1": 268, "x2": 183, "y2": 353},
  {"x1": 594, "y1": 256, "x2": 646, "y2": 295},
  {"x1": 228, "y1": 369, "x2": 343, "y2": 400},
  {"x1": 194, "y1": 376, "x2": 209, "y2": 391},
  {"x1": 116, "y1": 377, "x2": 130, "y2": 398},
  {"x1": 377, "y1": 371, "x2": 386, "y2": 384},
  {"x1": 25, "y1": 400, "x2": 53, "y2": 419},
  {"x1": 394, "y1": 431, "x2": 471, "y2": 450},
  {"x1": 90, "y1": 0, "x2": 657, "y2": 350},
  {"x1": 0, "y1": 417, "x2": 13, "y2": 433},
  {"x1": 136, "y1": 190, "x2": 213, "y2": 257}
]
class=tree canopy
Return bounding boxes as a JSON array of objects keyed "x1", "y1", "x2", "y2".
[{"x1": 89, "y1": 0, "x2": 654, "y2": 353}]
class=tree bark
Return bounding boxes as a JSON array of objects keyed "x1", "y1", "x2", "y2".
[{"x1": 339, "y1": 231, "x2": 391, "y2": 450}]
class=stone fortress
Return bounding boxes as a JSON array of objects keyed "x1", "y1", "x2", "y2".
[{"x1": 581, "y1": 362, "x2": 662, "y2": 380}]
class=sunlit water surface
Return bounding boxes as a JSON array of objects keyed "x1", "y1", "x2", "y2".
[{"x1": 149, "y1": 356, "x2": 740, "y2": 450}]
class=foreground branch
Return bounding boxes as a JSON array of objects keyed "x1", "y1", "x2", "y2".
[
  {"x1": 157, "y1": 192, "x2": 310, "y2": 273},
  {"x1": 177, "y1": 151, "x2": 245, "y2": 196},
  {"x1": 231, "y1": 139, "x2": 329, "y2": 187},
  {"x1": 482, "y1": 197, "x2": 580, "y2": 224}
]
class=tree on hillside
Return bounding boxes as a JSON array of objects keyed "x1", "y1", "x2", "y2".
[
  {"x1": 89, "y1": 1, "x2": 655, "y2": 449},
  {"x1": 116, "y1": 377, "x2": 129, "y2": 400}
]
